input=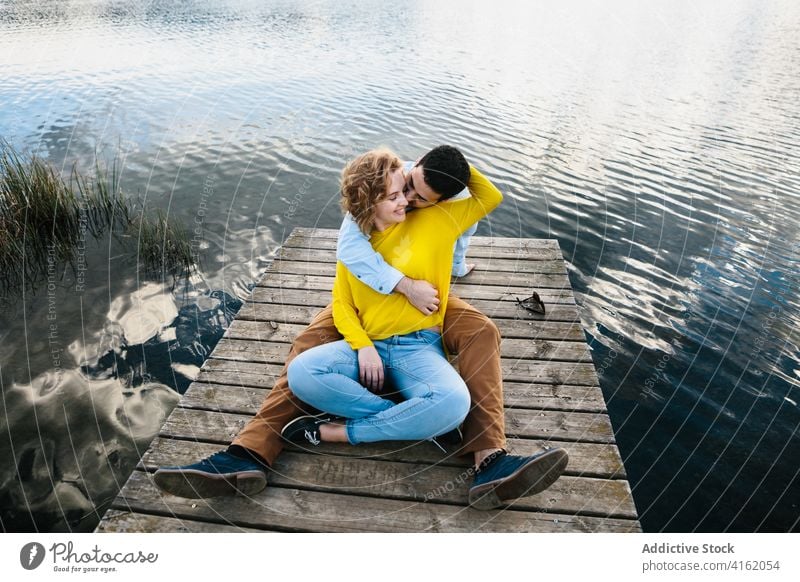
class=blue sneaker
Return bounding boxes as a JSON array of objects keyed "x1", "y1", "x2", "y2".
[
  {"x1": 153, "y1": 450, "x2": 268, "y2": 499},
  {"x1": 468, "y1": 448, "x2": 568, "y2": 510}
]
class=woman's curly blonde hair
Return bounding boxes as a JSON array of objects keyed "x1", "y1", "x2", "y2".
[{"x1": 340, "y1": 149, "x2": 402, "y2": 234}]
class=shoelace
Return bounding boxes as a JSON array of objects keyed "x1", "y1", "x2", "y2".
[
  {"x1": 430, "y1": 438, "x2": 447, "y2": 453},
  {"x1": 304, "y1": 428, "x2": 321, "y2": 445},
  {"x1": 200, "y1": 452, "x2": 227, "y2": 468}
]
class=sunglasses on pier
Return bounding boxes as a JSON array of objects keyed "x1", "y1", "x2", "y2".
[{"x1": 515, "y1": 291, "x2": 546, "y2": 315}]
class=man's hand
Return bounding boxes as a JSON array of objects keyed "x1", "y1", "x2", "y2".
[
  {"x1": 357, "y1": 346, "x2": 384, "y2": 393},
  {"x1": 395, "y1": 277, "x2": 440, "y2": 315}
]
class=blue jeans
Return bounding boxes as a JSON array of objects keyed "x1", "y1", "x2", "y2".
[
  {"x1": 287, "y1": 330, "x2": 471, "y2": 444},
  {"x1": 452, "y1": 222, "x2": 478, "y2": 277}
]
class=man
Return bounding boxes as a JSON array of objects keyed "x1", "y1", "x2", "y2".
[{"x1": 154, "y1": 146, "x2": 568, "y2": 510}]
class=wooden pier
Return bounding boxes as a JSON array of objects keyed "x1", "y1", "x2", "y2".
[{"x1": 96, "y1": 227, "x2": 641, "y2": 533}]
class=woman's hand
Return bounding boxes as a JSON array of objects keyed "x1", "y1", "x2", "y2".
[{"x1": 357, "y1": 346, "x2": 384, "y2": 393}]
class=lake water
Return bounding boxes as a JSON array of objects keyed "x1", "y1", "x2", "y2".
[{"x1": 1, "y1": 0, "x2": 798, "y2": 532}]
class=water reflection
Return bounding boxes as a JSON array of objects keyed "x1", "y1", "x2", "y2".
[
  {"x1": 0, "y1": 371, "x2": 178, "y2": 531},
  {"x1": 1, "y1": 278, "x2": 243, "y2": 530}
]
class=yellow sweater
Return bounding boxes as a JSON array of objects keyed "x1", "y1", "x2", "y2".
[{"x1": 333, "y1": 166, "x2": 503, "y2": 350}]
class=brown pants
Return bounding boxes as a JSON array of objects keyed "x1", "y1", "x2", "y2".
[{"x1": 232, "y1": 296, "x2": 505, "y2": 464}]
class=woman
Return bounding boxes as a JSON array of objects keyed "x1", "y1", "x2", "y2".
[{"x1": 283, "y1": 148, "x2": 502, "y2": 446}]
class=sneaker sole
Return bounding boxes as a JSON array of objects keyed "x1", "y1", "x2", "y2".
[
  {"x1": 153, "y1": 468, "x2": 267, "y2": 499},
  {"x1": 468, "y1": 448, "x2": 569, "y2": 511}
]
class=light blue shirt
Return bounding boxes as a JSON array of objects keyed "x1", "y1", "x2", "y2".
[{"x1": 336, "y1": 161, "x2": 478, "y2": 294}]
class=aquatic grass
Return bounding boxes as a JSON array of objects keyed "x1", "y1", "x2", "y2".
[
  {"x1": 72, "y1": 157, "x2": 131, "y2": 235},
  {"x1": 0, "y1": 140, "x2": 196, "y2": 292},
  {"x1": 133, "y1": 209, "x2": 195, "y2": 279},
  {"x1": 0, "y1": 143, "x2": 81, "y2": 289}
]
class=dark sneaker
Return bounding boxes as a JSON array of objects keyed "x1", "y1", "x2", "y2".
[
  {"x1": 430, "y1": 425, "x2": 463, "y2": 452},
  {"x1": 281, "y1": 415, "x2": 333, "y2": 446},
  {"x1": 468, "y1": 448, "x2": 569, "y2": 510},
  {"x1": 153, "y1": 450, "x2": 267, "y2": 499}
]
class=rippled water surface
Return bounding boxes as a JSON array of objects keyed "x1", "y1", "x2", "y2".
[{"x1": 1, "y1": 0, "x2": 798, "y2": 532}]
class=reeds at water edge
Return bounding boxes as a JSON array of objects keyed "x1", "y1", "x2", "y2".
[
  {"x1": 134, "y1": 209, "x2": 195, "y2": 279},
  {"x1": 0, "y1": 141, "x2": 195, "y2": 292}
]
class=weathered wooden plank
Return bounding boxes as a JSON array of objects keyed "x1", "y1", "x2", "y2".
[
  {"x1": 178, "y1": 380, "x2": 607, "y2": 415},
  {"x1": 159, "y1": 406, "x2": 615, "y2": 444},
  {"x1": 288, "y1": 228, "x2": 562, "y2": 251},
  {"x1": 502, "y1": 359, "x2": 599, "y2": 386},
  {"x1": 276, "y1": 247, "x2": 568, "y2": 275},
  {"x1": 266, "y1": 259, "x2": 571, "y2": 288},
  {"x1": 113, "y1": 470, "x2": 640, "y2": 532},
  {"x1": 254, "y1": 275, "x2": 577, "y2": 305},
  {"x1": 138, "y1": 442, "x2": 636, "y2": 518},
  {"x1": 197, "y1": 363, "x2": 286, "y2": 388},
  {"x1": 269, "y1": 453, "x2": 636, "y2": 519},
  {"x1": 249, "y1": 286, "x2": 577, "y2": 311},
  {"x1": 201, "y1": 356, "x2": 600, "y2": 386},
  {"x1": 211, "y1": 337, "x2": 592, "y2": 365},
  {"x1": 470, "y1": 236, "x2": 561, "y2": 249},
  {"x1": 502, "y1": 382, "x2": 606, "y2": 411},
  {"x1": 202, "y1": 364, "x2": 569, "y2": 392},
  {"x1": 177, "y1": 382, "x2": 272, "y2": 413},
  {"x1": 223, "y1": 320, "x2": 304, "y2": 344},
  {"x1": 201, "y1": 353, "x2": 600, "y2": 387},
  {"x1": 236, "y1": 299, "x2": 582, "y2": 324},
  {"x1": 94, "y1": 509, "x2": 267, "y2": 533},
  {"x1": 144, "y1": 434, "x2": 626, "y2": 479},
  {"x1": 504, "y1": 408, "x2": 613, "y2": 442},
  {"x1": 232, "y1": 303, "x2": 338, "y2": 325},
  {"x1": 225, "y1": 317, "x2": 588, "y2": 343},
  {"x1": 282, "y1": 233, "x2": 566, "y2": 260}
]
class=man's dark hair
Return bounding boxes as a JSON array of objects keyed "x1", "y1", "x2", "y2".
[{"x1": 418, "y1": 145, "x2": 470, "y2": 200}]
